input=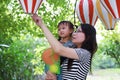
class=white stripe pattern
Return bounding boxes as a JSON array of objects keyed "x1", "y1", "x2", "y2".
[
  {"x1": 100, "y1": 0, "x2": 120, "y2": 19},
  {"x1": 19, "y1": 0, "x2": 43, "y2": 14},
  {"x1": 95, "y1": 0, "x2": 116, "y2": 29},
  {"x1": 61, "y1": 48, "x2": 91, "y2": 80},
  {"x1": 76, "y1": 0, "x2": 98, "y2": 26}
]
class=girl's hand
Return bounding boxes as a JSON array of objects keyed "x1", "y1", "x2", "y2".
[
  {"x1": 31, "y1": 14, "x2": 44, "y2": 27},
  {"x1": 45, "y1": 71, "x2": 57, "y2": 80}
]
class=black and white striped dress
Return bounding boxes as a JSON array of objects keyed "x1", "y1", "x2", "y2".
[{"x1": 61, "y1": 48, "x2": 91, "y2": 80}]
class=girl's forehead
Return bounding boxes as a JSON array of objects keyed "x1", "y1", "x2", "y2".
[
  {"x1": 59, "y1": 23, "x2": 68, "y2": 26},
  {"x1": 59, "y1": 23, "x2": 68, "y2": 27}
]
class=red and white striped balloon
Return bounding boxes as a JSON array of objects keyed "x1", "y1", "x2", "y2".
[
  {"x1": 76, "y1": 0, "x2": 98, "y2": 26},
  {"x1": 95, "y1": 0, "x2": 116, "y2": 30},
  {"x1": 19, "y1": 0, "x2": 43, "y2": 14},
  {"x1": 100, "y1": 0, "x2": 120, "y2": 20}
]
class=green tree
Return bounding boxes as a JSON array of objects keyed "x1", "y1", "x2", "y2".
[
  {"x1": 0, "y1": 0, "x2": 77, "y2": 79},
  {"x1": 96, "y1": 25, "x2": 120, "y2": 67}
]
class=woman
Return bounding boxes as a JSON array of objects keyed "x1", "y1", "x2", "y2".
[{"x1": 32, "y1": 14, "x2": 97, "y2": 80}]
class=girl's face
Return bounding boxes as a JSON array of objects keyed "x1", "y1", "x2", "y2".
[
  {"x1": 72, "y1": 27, "x2": 85, "y2": 47},
  {"x1": 58, "y1": 24, "x2": 73, "y2": 38}
]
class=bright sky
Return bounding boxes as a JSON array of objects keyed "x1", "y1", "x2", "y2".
[{"x1": 70, "y1": 0, "x2": 76, "y2": 3}]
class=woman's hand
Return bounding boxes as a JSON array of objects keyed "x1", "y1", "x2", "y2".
[
  {"x1": 31, "y1": 14, "x2": 78, "y2": 60},
  {"x1": 45, "y1": 71, "x2": 57, "y2": 80},
  {"x1": 31, "y1": 14, "x2": 44, "y2": 27}
]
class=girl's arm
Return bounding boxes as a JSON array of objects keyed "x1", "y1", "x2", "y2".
[{"x1": 32, "y1": 14, "x2": 79, "y2": 59}]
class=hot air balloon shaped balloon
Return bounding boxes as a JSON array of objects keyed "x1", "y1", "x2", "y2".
[
  {"x1": 76, "y1": 0, "x2": 98, "y2": 26},
  {"x1": 100, "y1": 0, "x2": 120, "y2": 20},
  {"x1": 42, "y1": 48, "x2": 60, "y2": 74},
  {"x1": 95, "y1": 0, "x2": 116, "y2": 30},
  {"x1": 19, "y1": 0, "x2": 43, "y2": 14}
]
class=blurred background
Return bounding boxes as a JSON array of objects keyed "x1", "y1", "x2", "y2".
[{"x1": 0, "y1": 0, "x2": 120, "y2": 80}]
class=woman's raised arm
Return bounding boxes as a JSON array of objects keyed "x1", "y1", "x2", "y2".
[{"x1": 31, "y1": 14, "x2": 79, "y2": 59}]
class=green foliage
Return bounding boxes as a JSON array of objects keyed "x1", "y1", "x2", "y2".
[
  {"x1": 92, "y1": 53, "x2": 116, "y2": 69},
  {"x1": 31, "y1": 38, "x2": 49, "y2": 75},
  {"x1": 95, "y1": 27, "x2": 120, "y2": 68},
  {"x1": 37, "y1": 0, "x2": 76, "y2": 37},
  {"x1": 0, "y1": 34, "x2": 49, "y2": 80},
  {"x1": 0, "y1": 0, "x2": 77, "y2": 79},
  {"x1": 0, "y1": 37, "x2": 34, "y2": 80},
  {"x1": 0, "y1": 0, "x2": 76, "y2": 43},
  {"x1": 102, "y1": 31, "x2": 120, "y2": 66},
  {"x1": 2, "y1": 0, "x2": 120, "y2": 79}
]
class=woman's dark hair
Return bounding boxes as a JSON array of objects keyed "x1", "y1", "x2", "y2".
[
  {"x1": 81, "y1": 24, "x2": 97, "y2": 53},
  {"x1": 80, "y1": 24, "x2": 98, "y2": 72},
  {"x1": 63, "y1": 23, "x2": 97, "y2": 71},
  {"x1": 57, "y1": 21, "x2": 74, "y2": 41},
  {"x1": 67, "y1": 24, "x2": 97, "y2": 71}
]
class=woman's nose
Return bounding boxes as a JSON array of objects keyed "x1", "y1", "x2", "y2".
[{"x1": 72, "y1": 32, "x2": 76, "y2": 36}]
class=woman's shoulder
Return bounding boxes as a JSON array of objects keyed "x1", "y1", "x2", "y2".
[
  {"x1": 75, "y1": 48, "x2": 91, "y2": 62},
  {"x1": 75, "y1": 48, "x2": 90, "y2": 54}
]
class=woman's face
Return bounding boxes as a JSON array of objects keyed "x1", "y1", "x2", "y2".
[{"x1": 72, "y1": 27, "x2": 85, "y2": 47}]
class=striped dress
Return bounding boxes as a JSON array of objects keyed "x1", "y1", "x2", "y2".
[{"x1": 61, "y1": 48, "x2": 91, "y2": 80}]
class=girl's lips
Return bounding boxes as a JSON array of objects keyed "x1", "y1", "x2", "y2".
[{"x1": 60, "y1": 32, "x2": 64, "y2": 35}]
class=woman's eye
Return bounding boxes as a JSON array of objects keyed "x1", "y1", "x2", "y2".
[{"x1": 76, "y1": 30, "x2": 82, "y2": 33}]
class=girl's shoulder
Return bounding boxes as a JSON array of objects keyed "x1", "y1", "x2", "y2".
[{"x1": 63, "y1": 40, "x2": 76, "y2": 48}]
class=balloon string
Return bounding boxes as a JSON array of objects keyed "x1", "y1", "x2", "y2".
[{"x1": 74, "y1": 0, "x2": 78, "y2": 28}]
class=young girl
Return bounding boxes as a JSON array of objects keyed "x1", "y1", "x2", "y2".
[
  {"x1": 32, "y1": 14, "x2": 98, "y2": 80},
  {"x1": 45, "y1": 21, "x2": 76, "y2": 80}
]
